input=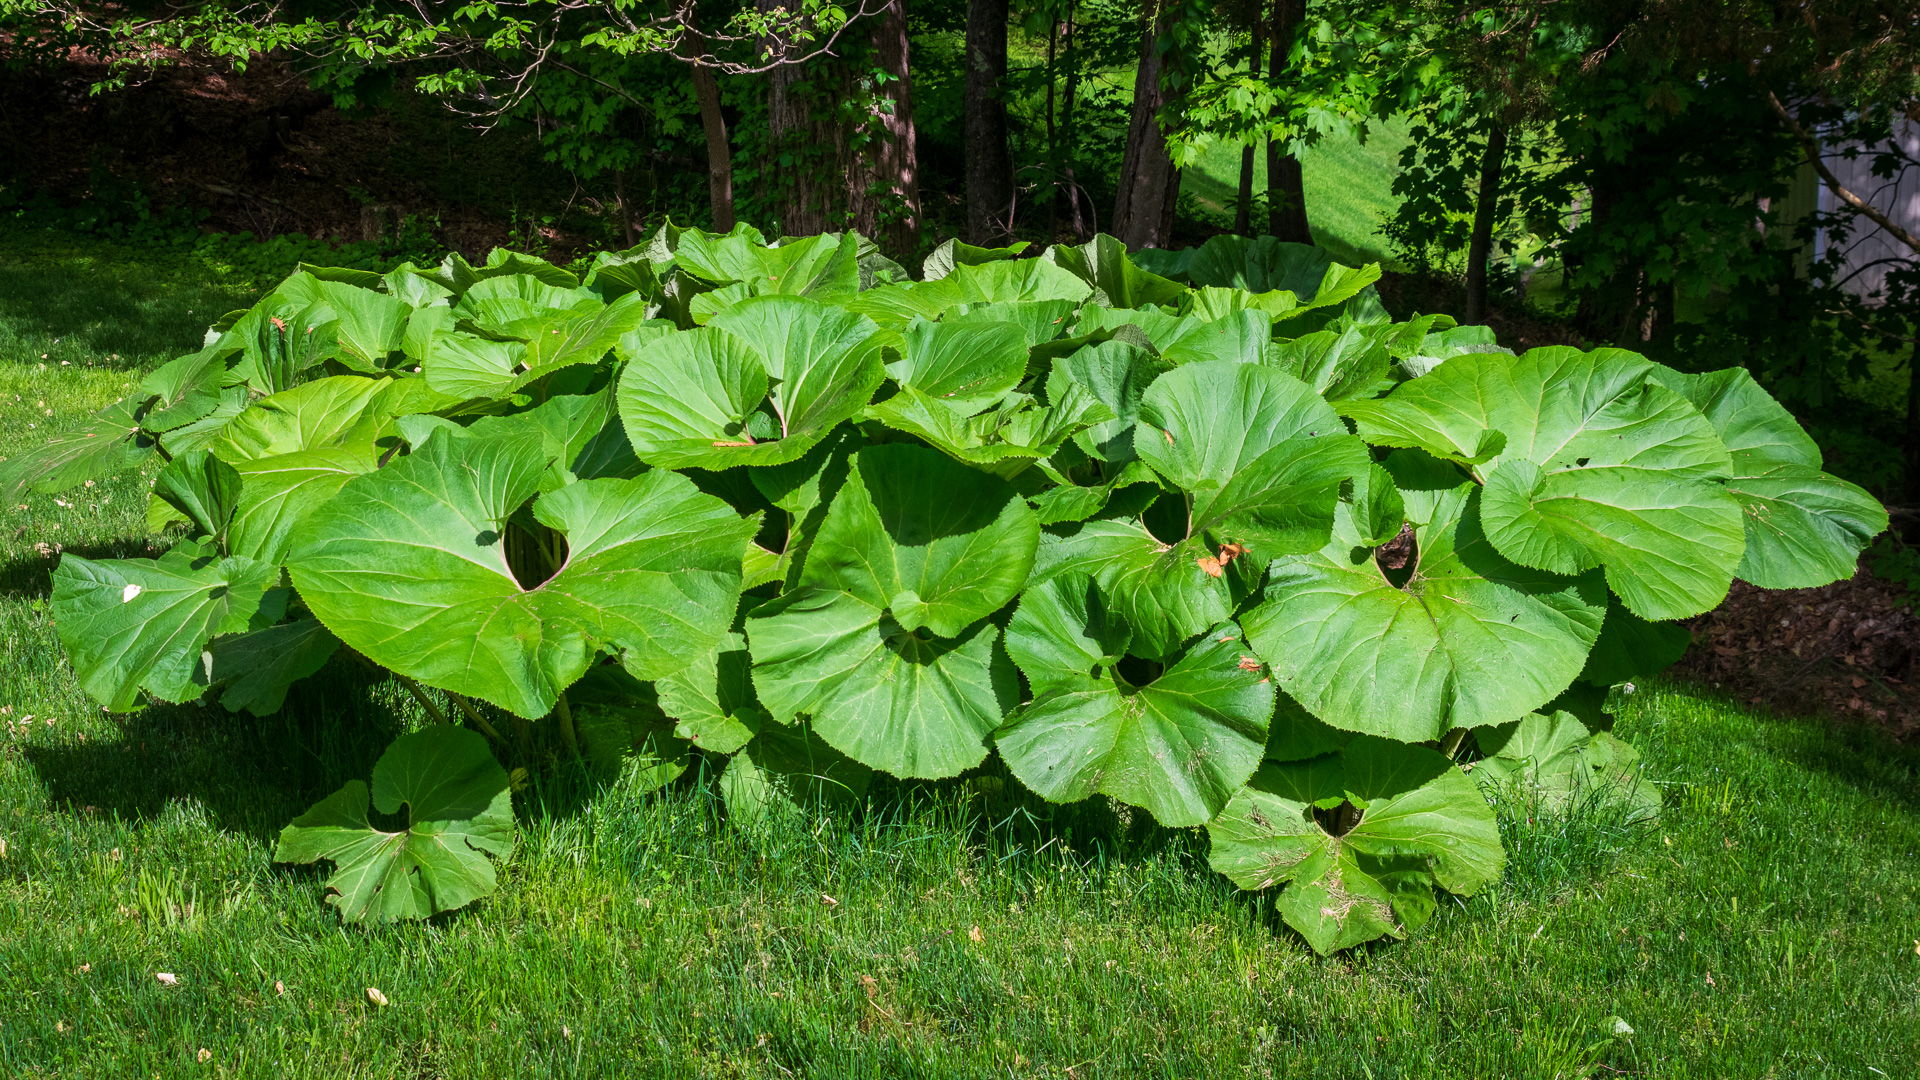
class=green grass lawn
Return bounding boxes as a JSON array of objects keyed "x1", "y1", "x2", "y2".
[
  {"x1": 1185, "y1": 119, "x2": 1410, "y2": 269},
  {"x1": 3, "y1": 225, "x2": 1919, "y2": 1078}
]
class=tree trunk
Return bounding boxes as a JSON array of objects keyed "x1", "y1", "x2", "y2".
[
  {"x1": 1235, "y1": 21, "x2": 1263, "y2": 236},
  {"x1": 1265, "y1": 0, "x2": 1310, "y2": 243},
  {"x1": 765, "y1": 41, "x2": 822, "y2": 234},
  {"x1": 1113, "y1": 8, "x2": 1182, "y2": 250},
  {"x1": 861, "y1": 0, "x2": 920, "y2": 253},
  {"x1": 1059, "y1": 2, "x2": 1088, "y2": 238},
  {"x1": 1905, "y1": 340, "x2": 1919, "y2": 511},
  {"x1": 614, "y1": 168, "x2": 635, "y2": 247},
  {"x1": 762, "y1": 1, "x2": 862, "y2": 237},
  {"x1": 1463, "y1": 124, "x2": 1507, "y2": 325},
  {"x1": 683, "y1": 43, "x2": 735, "y2": 232},
  {"x1": 965, "y1": 0, "x2": 1014, "y2": 245}
]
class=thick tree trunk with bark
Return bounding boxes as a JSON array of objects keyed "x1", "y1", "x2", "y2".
[
  {"x1": 860, "y1": 0, "x2": 920, "y2": 253},
  {"x1": 964, "y1": 0, "x2": 1014, "y2": 245},
  {"x1": 1463, "y1": 124, "x2": 1507, "y2": 325},
  {"x1": 1113, "y1": 10, "x2": 1181, "y2": 250},
  {"x1": 1265, "y1": 0, "x2": 1309, "y2": 243},
  {"x1": 765, "y1": 43, "x2": 835, "y2": 235}
]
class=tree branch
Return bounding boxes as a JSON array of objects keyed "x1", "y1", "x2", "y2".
[{"x1": 1766, "y1": 89, "x2": 1920, "y2": 257}]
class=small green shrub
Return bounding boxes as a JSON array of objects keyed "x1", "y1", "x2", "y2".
[{"x1": 8, "y1": 225, "x2": 1886, "y2": 952}]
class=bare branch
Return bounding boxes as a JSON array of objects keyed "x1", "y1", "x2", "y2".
[{"x1": 1767, "y1": 89, "x2": 1920, "y2": 258}]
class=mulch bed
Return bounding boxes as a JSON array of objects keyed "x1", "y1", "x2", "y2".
[{"x1": 1676, "y1": 557, "x2": 1919, "y2": 741}]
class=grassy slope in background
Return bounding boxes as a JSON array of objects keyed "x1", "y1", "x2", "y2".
[{"x1": 0, "y1": 223, "x2": 1916, "y2": 1078}]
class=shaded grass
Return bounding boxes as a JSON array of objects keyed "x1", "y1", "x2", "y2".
[{"x1": 2, "y1": 224, "x2": 1919, "y2": 1077}]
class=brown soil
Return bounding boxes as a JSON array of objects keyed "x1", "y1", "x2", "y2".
[
  {"x1": 1676, "y1": 558, "x2": 1919, "y2": 741},
  {"x1": 1375, "y1": 270, "x2": 1585, "y2": 350}
]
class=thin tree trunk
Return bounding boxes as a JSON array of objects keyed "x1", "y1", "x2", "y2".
[
  {"x1": 863, "y1": 0, "x2": 920, "y2": 253},
  {"x1": 682, "y1": 38, "x2": 736, "y2": 232},
  {"x1": 1059, "y1": 1, "x2": 1087, "y2": 238},
  {"x1": 1235, "y1": 21, "x2": 1263, "y2": 236},
  {"x1": 1265, "y1": 0, "x2": 1310, "y2": 243},
  {"x1": 1045, "y1": 14, "x2": 1059, "y2": 236},
  {"x1": 614, "y1": 168, "x2": 635, "y2": 247},
  {"x1": 1113, "y1": 7, "x2": 1181, "y2": 250},
  {"x1": 1905, "y1": 340, "x2": 1919, "y2": 510},
  {"x1": 965, "y1": 0, "x2": 1014, "y2": 245},
  {"x1": 1463, "y1": 124, "x2": 1507, "y2": 325}
]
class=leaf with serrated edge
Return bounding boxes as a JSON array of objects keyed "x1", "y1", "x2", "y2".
[
  {"x1": 287, "y1": 428, "x2": 758, "y2": 718},
  {"x1": 997, "y1": 617, "x2": 1272, "y2": 827},
  {"x1": 1242, "y1": 453, "x2": 1606, "y2": 741},
  {"x1": 273, "y1": 726, "x2": 514, "y2": 923},
  {"x1": 1207, "y1": 735, "x2": 1502, "y2": 954},
  {"x1": 746, "y1": 444, "x2": 1034, "y2": 778},
  {"x1": 1649, "y1": 365, "x2": 1886, "y2": 589},
  {"x1": 1344, "y1": 347, "x2": 1744, "y2": 620},
  {"x1": 53, "y1": 539, "x2": 279, "y2": 711}
]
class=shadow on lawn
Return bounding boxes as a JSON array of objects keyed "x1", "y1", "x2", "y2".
[
  {"x1": 0, "y1": 539, "x2": 172, "y2": 600},
  {"x1": 21, "y1": 657, "x2": 411, "y2": 841},
  {"x1": 1656, "y1": 678, "x2": 1920, "y2": 815},
  {"x1": 0, "y1": 255, "x2": 253, "y2": 369}
]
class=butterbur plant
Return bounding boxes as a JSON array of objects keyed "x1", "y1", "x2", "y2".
[{"x1": 11, "y1": 227, "x2": 1887, "y2": 951}]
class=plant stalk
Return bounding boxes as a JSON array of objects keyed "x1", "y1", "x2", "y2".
[
  {"x1": 553, "y1": 691, "x2": 581, "y2": 759},
  {"x1": 449, "y1": 693, "x2": 506, "y2": 743},
  {"x1": 395, "y1": 674, "x2": 451, "y2": 726}
]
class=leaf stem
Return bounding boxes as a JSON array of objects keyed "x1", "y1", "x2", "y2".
[
  {"x1": 553, "y1": 691, "x2": 581, "y2": 758},
  {"x1": 1437, "y1": 727, "x2": 1468, "y2": 761},
  {"x1": 449, "y1": 693, "x2": 506, "y2": 742},
  {"x1": 394, "y1": 674, "x2": 451, "y2": 726}
]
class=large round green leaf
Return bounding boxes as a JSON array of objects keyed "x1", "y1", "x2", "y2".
[
  {"x1": 748, "y1": 590, "x2": 1017, "y2": 778},
  {"x1": 746, "y1": 444, "x2": 1036, "y2": 777},
  {"x1": 1046, "y1": 340, "x2": 1171, "y2": 464},
  {"x1": 628, "y1": 294, "x2": 886, "y2": 463},
  {"x1": 287, "y1": 427, "x2": 758, "y2": 718},
  {"x1": 1207, "y1": 735, "x2": 1503, "y2": 954},
  {"x1": 1041, "y1": 234, "x2": 1185, "y2": 309},
  {"x1": 795, "y1": 443, "x2": 1040, "y2": 637},
  {"x1": 273, "y1": 726, "x2": 515, "y2": 923},
  {"x1": 227, "y1": 447, "x2": 377, "y2": 564},
  {"x1": 1135, "y1": 360, "x2": 1351, "y2": 493},
  {"x1": 1343, "y1": 347, "x2": 1745, "y2": 620},
  {"x1": 1000, "y1": 573, "x2": 1131, "y2": 696},
  {"x1": 997, "y1": 583, "x2": 1272, "y2": 827},
  {"x1": 1650, "y1": 366, "x2": 1886, "y2": 589},
  {"x1": 615, "y1": 326, "x2": 805, "y2": 469},
  {"x1": 886, "y1": 317, "x2": 1029, "y2": 409},
  {"x1": 1242, "y1": 455, "x2": 1607, "y2": 741},
  {"x1": 53, "y1": 539, "x2": 281, "y2": 711},
  {"x1": 1033, "y1": 362, "x2": 1366, "y2": 660},
  {"x1": 1473, "y1": 711, "x2": 1661, "y2": 822},
  {"x1": 657, "y1": 631, "x2": 767, "y2": 756},
  {"x1": 1032, "y1": 518, "x2": 1247, "y2": 661}
]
